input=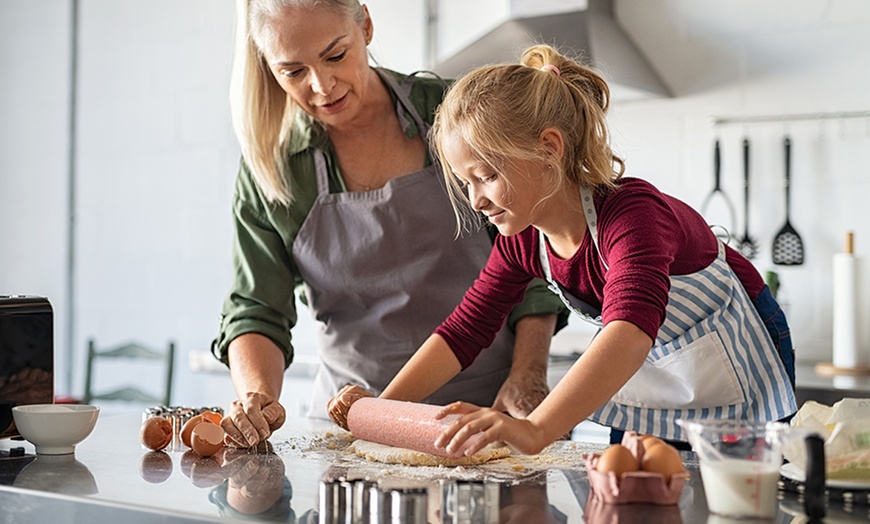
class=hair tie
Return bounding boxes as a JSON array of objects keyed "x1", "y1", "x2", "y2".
[{"x1": 540, "y1": 64, "x2": 561, "y2": 76}]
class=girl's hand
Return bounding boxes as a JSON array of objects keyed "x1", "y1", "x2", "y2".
[
  {"x1": 434, "y1": 401, "x2": 547, "y2": 457},
  {"x1": 327, "y1": 384, "x2": 373, "y2": 430}
]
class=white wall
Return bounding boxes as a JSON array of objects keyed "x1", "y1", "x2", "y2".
[
  {"x1": 0, "y1": 1, "x2": 73, "y2": 388},
  {"x1": 0, "y1": 0, "x2": 428, "y2": 408},
  {"x1": 2, "y1": 0, "x2": 869, "y2": 409},
  {"x1": 608, "y1": 0, "x2": 870, "y2": 362}
]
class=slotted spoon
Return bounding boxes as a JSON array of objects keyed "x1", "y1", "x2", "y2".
[
  {"x1": 772, "y1": 137, "x2": 804, "y2": 265},
  {"x1": 701, "y1": 140, "x2": 737, "y2": 242},
  {"x1": 737, "y1": 138, "x2": 758, "y2": 259}
]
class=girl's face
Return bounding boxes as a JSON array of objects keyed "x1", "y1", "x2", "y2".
[
  {"x1": 258, "y1": 5, "x2": 373, "y2": 128},
  {"x1": 441, "y1": 130, "x2": 548, "y2": 237}
]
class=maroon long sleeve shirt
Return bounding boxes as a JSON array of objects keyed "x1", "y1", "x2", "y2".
[{"x1": 434, "y1": 177, "x2": 764, "y2": 369}]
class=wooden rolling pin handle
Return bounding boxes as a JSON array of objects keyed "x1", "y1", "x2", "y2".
[{"x1": 845, "y1": 231, "x2": 854, "y2": 255}]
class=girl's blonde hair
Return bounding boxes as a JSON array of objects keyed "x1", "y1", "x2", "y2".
[
  {"x1": 230, "y1": 0, "x2": 366, "y2": 205},
  {"x1": 431, "y1": 44, "x2": 626, "y2": 233}
]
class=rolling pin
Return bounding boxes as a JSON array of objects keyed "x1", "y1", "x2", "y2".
[{"x1": 346, "y1": 397, "x2": 484, "y2": 458}]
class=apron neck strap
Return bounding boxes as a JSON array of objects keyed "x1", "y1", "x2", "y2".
[{"x1": 312, "y1": 69, "x2": 431, "y2": 197}]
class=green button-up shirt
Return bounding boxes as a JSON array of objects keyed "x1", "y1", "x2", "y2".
[{"x1": 215, "y1": 69, "x2": 567, "y2": 368}]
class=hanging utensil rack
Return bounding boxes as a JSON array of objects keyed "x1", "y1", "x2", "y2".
[{"x1": 710, "y1": 109, "x2": 870, "y2": 126}]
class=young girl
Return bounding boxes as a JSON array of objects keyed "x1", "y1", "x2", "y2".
[{"x1": 329, "y1": 44, "x2": 795, "y2": 457}]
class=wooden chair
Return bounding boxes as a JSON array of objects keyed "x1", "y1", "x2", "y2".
[{"x1": 83, "y1": 339, "x2": 175, "y2": 406}]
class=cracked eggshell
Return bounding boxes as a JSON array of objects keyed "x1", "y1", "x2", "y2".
[
  {"x1": 140, "y1": 416, "x2": 173, "y2": 451},
  {"x1": 181, "y1": 414, "x2": 215, "y2": 448},
  {"x1": 191, "y1": 420, "x2": 226, "y2": 457}
]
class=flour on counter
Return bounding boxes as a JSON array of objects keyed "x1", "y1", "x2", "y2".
[
  {"x1": 271, "y1": 428, "x2": 604, "y2": 483},
  {"x1": 349, "y1": 439, "x2": 510, "y2": 466}
]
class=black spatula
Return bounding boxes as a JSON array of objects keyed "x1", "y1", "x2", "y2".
[
  {"x1": 737, "y1": 138, "x2": 758, "y2": 259},
  {"x1": 772, "y1": 137, "x2": 804, "y2": 265}
]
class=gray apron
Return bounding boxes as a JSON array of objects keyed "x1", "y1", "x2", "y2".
[
  {"x1": 538, "y1": 185, "x2": 795, "y2": 441},
  {"x1": 291, "y1": 70, "x2": 515, "y2": 420}
]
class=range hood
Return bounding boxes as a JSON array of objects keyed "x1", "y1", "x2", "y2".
[{"x1": 430, "y1": 0, "x2": 670, "y2": 102}]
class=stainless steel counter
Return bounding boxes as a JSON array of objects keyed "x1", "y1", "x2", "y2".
[
  {"x1": 795, "y1": 362, "x2": 870, "y2": 406},
  {"x1": 0, "y1": 410, "x2": 867, "y2": 523}
]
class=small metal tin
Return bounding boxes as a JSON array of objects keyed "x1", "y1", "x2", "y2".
[
  {"x1": 441, "y1": 480, "x2": 499, "y2": 524},
  {"x1": 368, "y1": 484, "x2": 390, "y2": 523},
  {"x1": 352, "y1": 479, "x2": 376, "y2": 523},
  {"x1": 389, "y1": 487, "x2": 427, "y2": 523},
  {"x1": 319, "y1": 478, "x2": 352, "y2": 524}
]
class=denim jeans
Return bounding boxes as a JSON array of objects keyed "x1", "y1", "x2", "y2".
[
  {"x1": 752, "y1": 285, "x2": 795, "y2": 389},
  {"x1": 608, "y1": 285, "x2": 794, "y2": 445}
]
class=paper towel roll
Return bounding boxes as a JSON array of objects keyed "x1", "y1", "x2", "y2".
[{"x1": 832, "y1": 252, "x2": 864, "y2": 368}]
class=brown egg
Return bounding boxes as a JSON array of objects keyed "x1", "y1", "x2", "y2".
[
  {"x1": 191, "y1": 419, "x2": 226, "y2": 457},
  {"x1": 181, "y1": 414, "x2": 213, "y2": 448},
  {"x1": 640, "y1": 434, "x2": 666, "y2": 451},
  {"x1": 640, "y1": 442, "x2": 685, "y2": 480},
  {"x1": 595, "y1": 444, "x2": 638, "y2": 477},
  {"x1": 140, "y1": 416, "x2": 173, "y2": 451}
]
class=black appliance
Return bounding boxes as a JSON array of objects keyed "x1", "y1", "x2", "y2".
[{"x1": 0, "y1": 295, "x2": 54, "y2": 439}]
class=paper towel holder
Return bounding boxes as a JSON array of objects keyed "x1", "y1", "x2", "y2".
[{"x1": 815, "y1": 230, "x2": 870, "y2": 377}]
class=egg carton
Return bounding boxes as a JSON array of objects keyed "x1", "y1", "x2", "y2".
[{"x1": 583, "y1": 431, "x2": 689, "y2": 505}]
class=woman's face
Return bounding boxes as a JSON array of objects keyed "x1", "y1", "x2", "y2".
[
  {"x1": 441, "y1": 130, "x2": 547, "y2": 237},
  {"x1": 257, "y1": 5, "x2": 373, "y2": 128}
]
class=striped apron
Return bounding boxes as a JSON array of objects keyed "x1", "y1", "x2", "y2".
[{"x1": 538, "y1": 185, "x2": 796, "y2": 441}]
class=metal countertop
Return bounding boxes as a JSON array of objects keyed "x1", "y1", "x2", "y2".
[{"x1": 1, "y1": 411, "x2": 867, "y2": 523}]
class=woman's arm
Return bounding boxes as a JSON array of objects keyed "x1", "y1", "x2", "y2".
[
  {"x1": 492, "y1": 314, "x2": 558, "y2": 417},
  {"x1": 222, "y1": 333, "x2": 287, "y2": 448}
]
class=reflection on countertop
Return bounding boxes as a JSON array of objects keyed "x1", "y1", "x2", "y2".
[{"x1": 1, "y1": 410, "x2": 868, "y2": 523}]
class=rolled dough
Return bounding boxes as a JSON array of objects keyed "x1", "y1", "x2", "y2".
[{"x1": 349, "y1": 439, "x2": 510, "y2": 467}]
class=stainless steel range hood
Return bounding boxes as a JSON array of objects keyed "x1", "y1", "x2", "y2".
[{"x1": 430, "y1": 0, "x2": 670, "y2": 102}]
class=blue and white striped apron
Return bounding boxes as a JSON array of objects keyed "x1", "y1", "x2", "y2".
[{"x1": 538, "y1": 185, "x2": 796, "y2": 441}]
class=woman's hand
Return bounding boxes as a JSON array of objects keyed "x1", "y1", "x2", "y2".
[
  {"x1": 221, "y1": 391, "x2": 286, "y2": 448},
  {"x1": 491, "y1": 364, "x2": 549, "y2": 418},
  {"x1": 434, "y1": 401, "x2": 547, "y2": 457},
  {"x1": 327, "y1": 384, "x2": 373, "y2": 430}
]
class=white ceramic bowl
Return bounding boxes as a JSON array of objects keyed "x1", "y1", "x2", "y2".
[{"x1": 12, "y1": 404, "x2": 100, "y2": 455}]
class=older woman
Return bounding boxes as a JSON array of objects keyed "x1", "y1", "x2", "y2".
[{"x1": 213, "y1": 0, "x2": 566, "y2": 448}]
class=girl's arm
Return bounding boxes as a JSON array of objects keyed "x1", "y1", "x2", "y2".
[
  {"x1": 380, "y1": 334, "x2": 463, "y2": 400},
  {"x1": 327, "y1": 334, "x2": 462, "y2": 429},
  {"x1": 435, "y1": 320, "x2": 652, "y2": 456}
]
